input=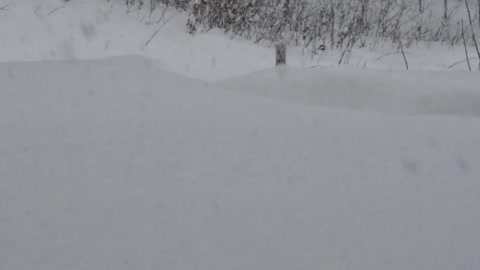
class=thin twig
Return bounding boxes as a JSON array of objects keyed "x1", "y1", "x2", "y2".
[
  {"x1": 145, "y1": 11, "x2": 178, "y2": 47},
  {"x1": 465, "y1": 0, "x2": 480, "y2": 68},
  {"x1": 48, "y1": 6, "x2": 64, "y2": 16},
  {"x1": 399, "y1": 41, "x2": 409, "y2": 70},
  {"x1": 375, "y1": 51, "x2": 404, "y2": 61},
  {"x1": 461, "y1": 19, "x2": 472, "y2": 71},
  {"x1": 0, "y1": 0, "x2": 15, "y2": 11},
  {"x1": 155, "y1": 5, "x2": 169, "y2": 24},
  {"x1": 448, "y1": 57, "x2": 479, "y2": 68},
  {"x1": 34, "y1": 3, "x2": 42, "y2": 14}
]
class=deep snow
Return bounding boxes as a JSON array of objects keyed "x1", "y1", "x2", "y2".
[
  {"x1": 1, "y1": 1, "x2": 480, "y2": 269},
  {"x1": 1, "y1": 56, "x2": 480, "y2": 270},
  {"x1": 1, "y1": 0, "x2": 480, "y2": 82},
  {"x1": 217, "y1": 66, "x2": 480, "y2": 117},
  {"x1": 0, "y1": 0, "x2": 275, "y2": 81}
]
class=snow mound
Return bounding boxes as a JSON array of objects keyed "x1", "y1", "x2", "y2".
[
  {"x1": 0, "y1": 0, "x2": 275, "y2": 81},
  {"x1": 1, "y1": 57, "x2": 480, "y2": 270},
  {"x1": 216, "y1": 66, "x2": 480, "y2": 117}
]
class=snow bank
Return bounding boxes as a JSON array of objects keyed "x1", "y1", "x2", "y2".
[
  {"x1": 0, "y1": 0, "x2": 274, "y2": 81},
  {"x1": 1, "y1": 57, "x2": 479, "y2": 270},
  {"x1": 1, "y1": 0, "x2": 479, "y2": 82},
  {"x1": 217, "y1": 66, "x2": 480, "y2": 117}
]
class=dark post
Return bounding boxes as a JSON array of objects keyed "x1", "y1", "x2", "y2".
[{"x1": 275, "y1": 43, "x2": 286, "y2": 66}]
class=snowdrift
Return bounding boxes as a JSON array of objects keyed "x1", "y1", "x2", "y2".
[
  {"x1": 1, "y1": 57, "x2": 480, "y2": 270},
  {"x1": 0, "y1": 0, "x2": 274, "y2": 81},
  {"x1": 217, "y1": 66, "x2": 480, "y2": 117}
]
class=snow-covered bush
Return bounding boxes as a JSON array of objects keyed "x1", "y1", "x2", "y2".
[
  {"x1": 139, "y1": 0, "x2": 480, "y2": 55},
  {"x1": 154, "y1": 0, "x2": 190, "y2": 10}
]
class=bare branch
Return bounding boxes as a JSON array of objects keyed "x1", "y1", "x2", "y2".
[
  {"x1": 0, "y1": 0, "x2": 15, "y2": 11},
  {"x1": 465, "y1": 0, "x2": 480, "y2": 63},
  {"x1": 448, "y1": 57, "x2": 478, "y2": 68},
  {"x1": 375, "y1": 51, "x2": 404, "y2": 61},
  {"x1": 47, "y1": 6, "x2": 65, "y2": 16},
  {"x1": 461, "y1": 19, "x2": 472, "y2": 71},
  {"x1": 145, "y1": 11, "x2": 178, "y2": 47},
  {"x1": 34, "y1": 3, "x2": 42, "y2": 14},
  {"x1": 399, "y1": 41, "x2": 409, "y2": 70}
]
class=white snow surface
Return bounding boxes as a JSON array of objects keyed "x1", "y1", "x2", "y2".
[
  {"x1": 0, "y1": 0, "x2": 275, "y2": 81},
  {"x1": 217, "y1": 66, "x2": 480, "y2": 117},
  {"x1": 1, "y1": 56, "x2": 480, "y2": 270},
  {"x1": 1, "y1": 0, "x2": 480, "y2": 269},
  {"x1": 1, "y1": 0, "x2": 479, "y2": 82}
]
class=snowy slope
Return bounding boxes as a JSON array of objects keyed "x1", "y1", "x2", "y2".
[
  {"x1": 0, "y1": 0, "x2": 275, "y2": 81},
  {"x1": 1, "y1": 0, "x2": 479, "y2": 82},
  {"x1": 217, "y1": 66, "x2": 480, "y2": 117},
  {"x1": 1, "y1": 57, "x2": 480, "y2": 270}
]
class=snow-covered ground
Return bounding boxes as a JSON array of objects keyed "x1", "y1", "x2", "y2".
[
  {"x1": 217, "y1": 66, "x2": 480, "y2": 117},
  {"x1": 1, "y1": 56, "x2": 480, "y2": 270},
  {"x1": 0, "y1": 0, "x2": 275, "y2": 81},
  {"x1": 0, "y1": 0, "x2": 479, "y2": 81},
  {"x1": 1, "y1": 1, "x2": 480, "y2": 269}
]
